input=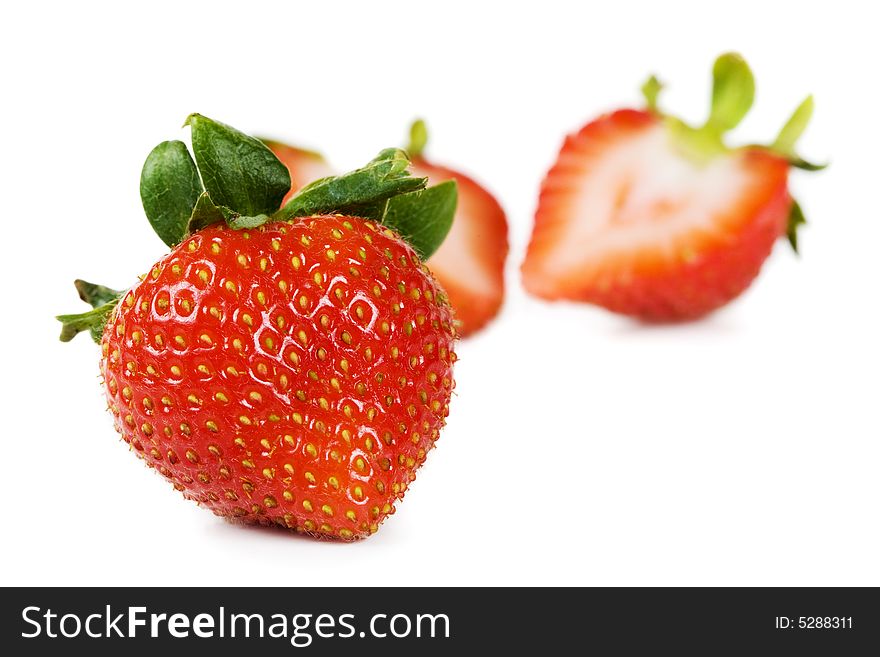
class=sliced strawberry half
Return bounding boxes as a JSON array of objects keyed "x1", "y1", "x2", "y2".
[
  {"x1": 407, "y1": 121, "x2": 508, "y2": 336},
  {"x1": 261, "y1": 139, "x2": 334, "y2": 205},
  {"x1": 522, "y1": 53, "x2": 823, "y2": 321}
]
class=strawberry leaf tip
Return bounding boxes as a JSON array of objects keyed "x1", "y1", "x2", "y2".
[
  {"x1": 74, "y1": 279, "x2": 122, "y2": 308},
  {"x1": 56, "y1": 301, "x2": 116, "y2": 343},
  {"x1": 57, "y1": 280, "x2": 123, "y2": 342},
  {"x1": 140, "y1": 140, "x2": 203, "y2": 247},
  {"x1": 406, "y1": 119, "x2": 429, "y2": 158},
  {"x1": 786, "y1": 199, "x2": 807, "y2": 254},
  {"x1": 640, "y1": 75, "x2": 663, "y2": 113},
  {"x1": 706, "y1": 52, "x2": 755, "y2": 136}
]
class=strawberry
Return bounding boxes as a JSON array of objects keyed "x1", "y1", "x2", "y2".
[
  {"x1": 522, "y1": 53, "x2": 824, "y2": 321},
  {"x1": 406, "y1": 121, "x2": 508, "y2": 336},
  {"x1": 266, "y1": 121, "x2": 508, "y2": 336},
  {"x1": 58, "y1": 115, "x2": 459, "y2": 540}
]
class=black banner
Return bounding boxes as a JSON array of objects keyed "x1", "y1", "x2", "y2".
[{"x1": 2, "y1": 587, "x2": 877, "y2": 654}]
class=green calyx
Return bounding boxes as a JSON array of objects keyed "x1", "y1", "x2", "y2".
[
  {"x1": 56, "y1": 279, "x2": 123, "y2": 343},
  {"x1": 138, "y1": 114, "x2": 456, "y2": 259},
  {"x1": 640, "y1": 52, "x2": 826, "y2": 252},
  {"x1": 60, "y1": 115, "x2": 458, "y2": 343}
]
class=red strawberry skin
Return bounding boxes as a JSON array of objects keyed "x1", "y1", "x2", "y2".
[
  {"x1": 522, "y1": 110, "x2": 792, "y2": 321},
  {"x1": 100, "y1": 216, "x2": 457, "y2": 539},
  {"x1": 410, "y1": 158, "x2": 508, "y2": 336}
]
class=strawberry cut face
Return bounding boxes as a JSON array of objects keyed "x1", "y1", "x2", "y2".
[{"x1": 523, "y1": 109, "x2": 792, "y2": 319}]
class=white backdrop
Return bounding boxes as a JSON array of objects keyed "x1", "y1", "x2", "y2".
[{"x1": 2, "y1": 0, "x2": 877, "y2": 586}]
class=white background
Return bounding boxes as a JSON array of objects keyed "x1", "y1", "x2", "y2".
[{"x1": 2, "y1": 0, "x2": 877, "y2": 586}]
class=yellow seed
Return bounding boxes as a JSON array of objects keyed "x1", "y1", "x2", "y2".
[
  {"x1": 225, "y1": 280, "x2": 237, "y2": 294},
  {"x1": 256, "y1": 291, "x2": 266, "y2": 305},
  {"x1": 242, "y1": 313, "x2": 253, "y2": 327},
  {"x1": 283, "y1": 490, "x2": 294, "y2": 501},
  {"x1": 321, "y1": 504, "x2": 334, "y2": 517},
  {"x1": 199, "y1": 333, "x2": 212, "y2": 346},
  {"x1": 215, "y1": 392, "x2": 228, "y2": 403},
  {"x1": 291, "y1": 256, "x2": 301, "y2": 270},
  {"x1": 305, "y1": 471, "x2": 316, "y2": 484},
  {"x1": 303, "y1": 500, "x2": 313, "y2": 512},
  {"x1": 353, "y1": 486, "x2": 364, "y2": 500},
  {"x1": 305, "y1": 443, "x2": 318, "y2": 458},
  {"x1": 292, "y1": 412, "x2": 303, "y2": 424},
  {"x1": 242, "y1": 459, "x2": 255, "y2": 469}
]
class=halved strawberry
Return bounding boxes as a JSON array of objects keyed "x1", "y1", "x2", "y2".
[
  {"x1": 260, "y1": 139, "x2": 334, "y2": 205},
  {"x1": 522, "y1": 53, "x2": 823, "y2": 321},
  {"x1": 407, "y1": 121, "x2": 508, "y2": 336}
]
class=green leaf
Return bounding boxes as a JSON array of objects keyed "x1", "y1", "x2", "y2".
[
  {"x1": 187, "y1": 191, "x2": 270, "y2": 234},
  {"x1": 786, "y1": 198, "x2": 806, "y2": 254},
  {"x1": 275, "y1": 148, "x2": 426, "y2": 221},
  {"x1": 56, "y1": 301, "x2": 117, "y2": 343},
  {"x1": 187, "y1": 191, "x2": 230, "y2": 233},
  {"x1": 773, "y1": 95, "x2": 814, "y2": 155},
  {"x1": 706, "y1": 52, "x2": 755, "y2": 135},
  {"x1": 641, "y1": 75, "x2": 663, "y2": 113},
  {"x1": 340, "y1": 199, "x2": 390, "y2": 222},
  {"x1": 382, "y1": 181, "x2": 457, "y2": 260},
  {"x1": 407, "y1": 119, "x2": 428, "y2": 158},
  {"x1": 74, "y1": 279, "x2": 123, "y2": 308},
  {"x1": 185, "y1": 114, "x2": 291, "y2": 217},
  {"x1": 787, "y1": 156, "x2": 828, "y2": 172},
  {"x1": 140, "y1": 140, "x2": 203, "y2": 247}
]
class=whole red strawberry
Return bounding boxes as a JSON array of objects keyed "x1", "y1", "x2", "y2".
[
  {"x1": 267, "y1": 121, "x2": 508, "y2": 337},
  {"x1": 522, "y1": 53, "x2": 824, "y2": 321},
  {"x1": 58, "y1": 115, "x2": 459, "y2": 540}
]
